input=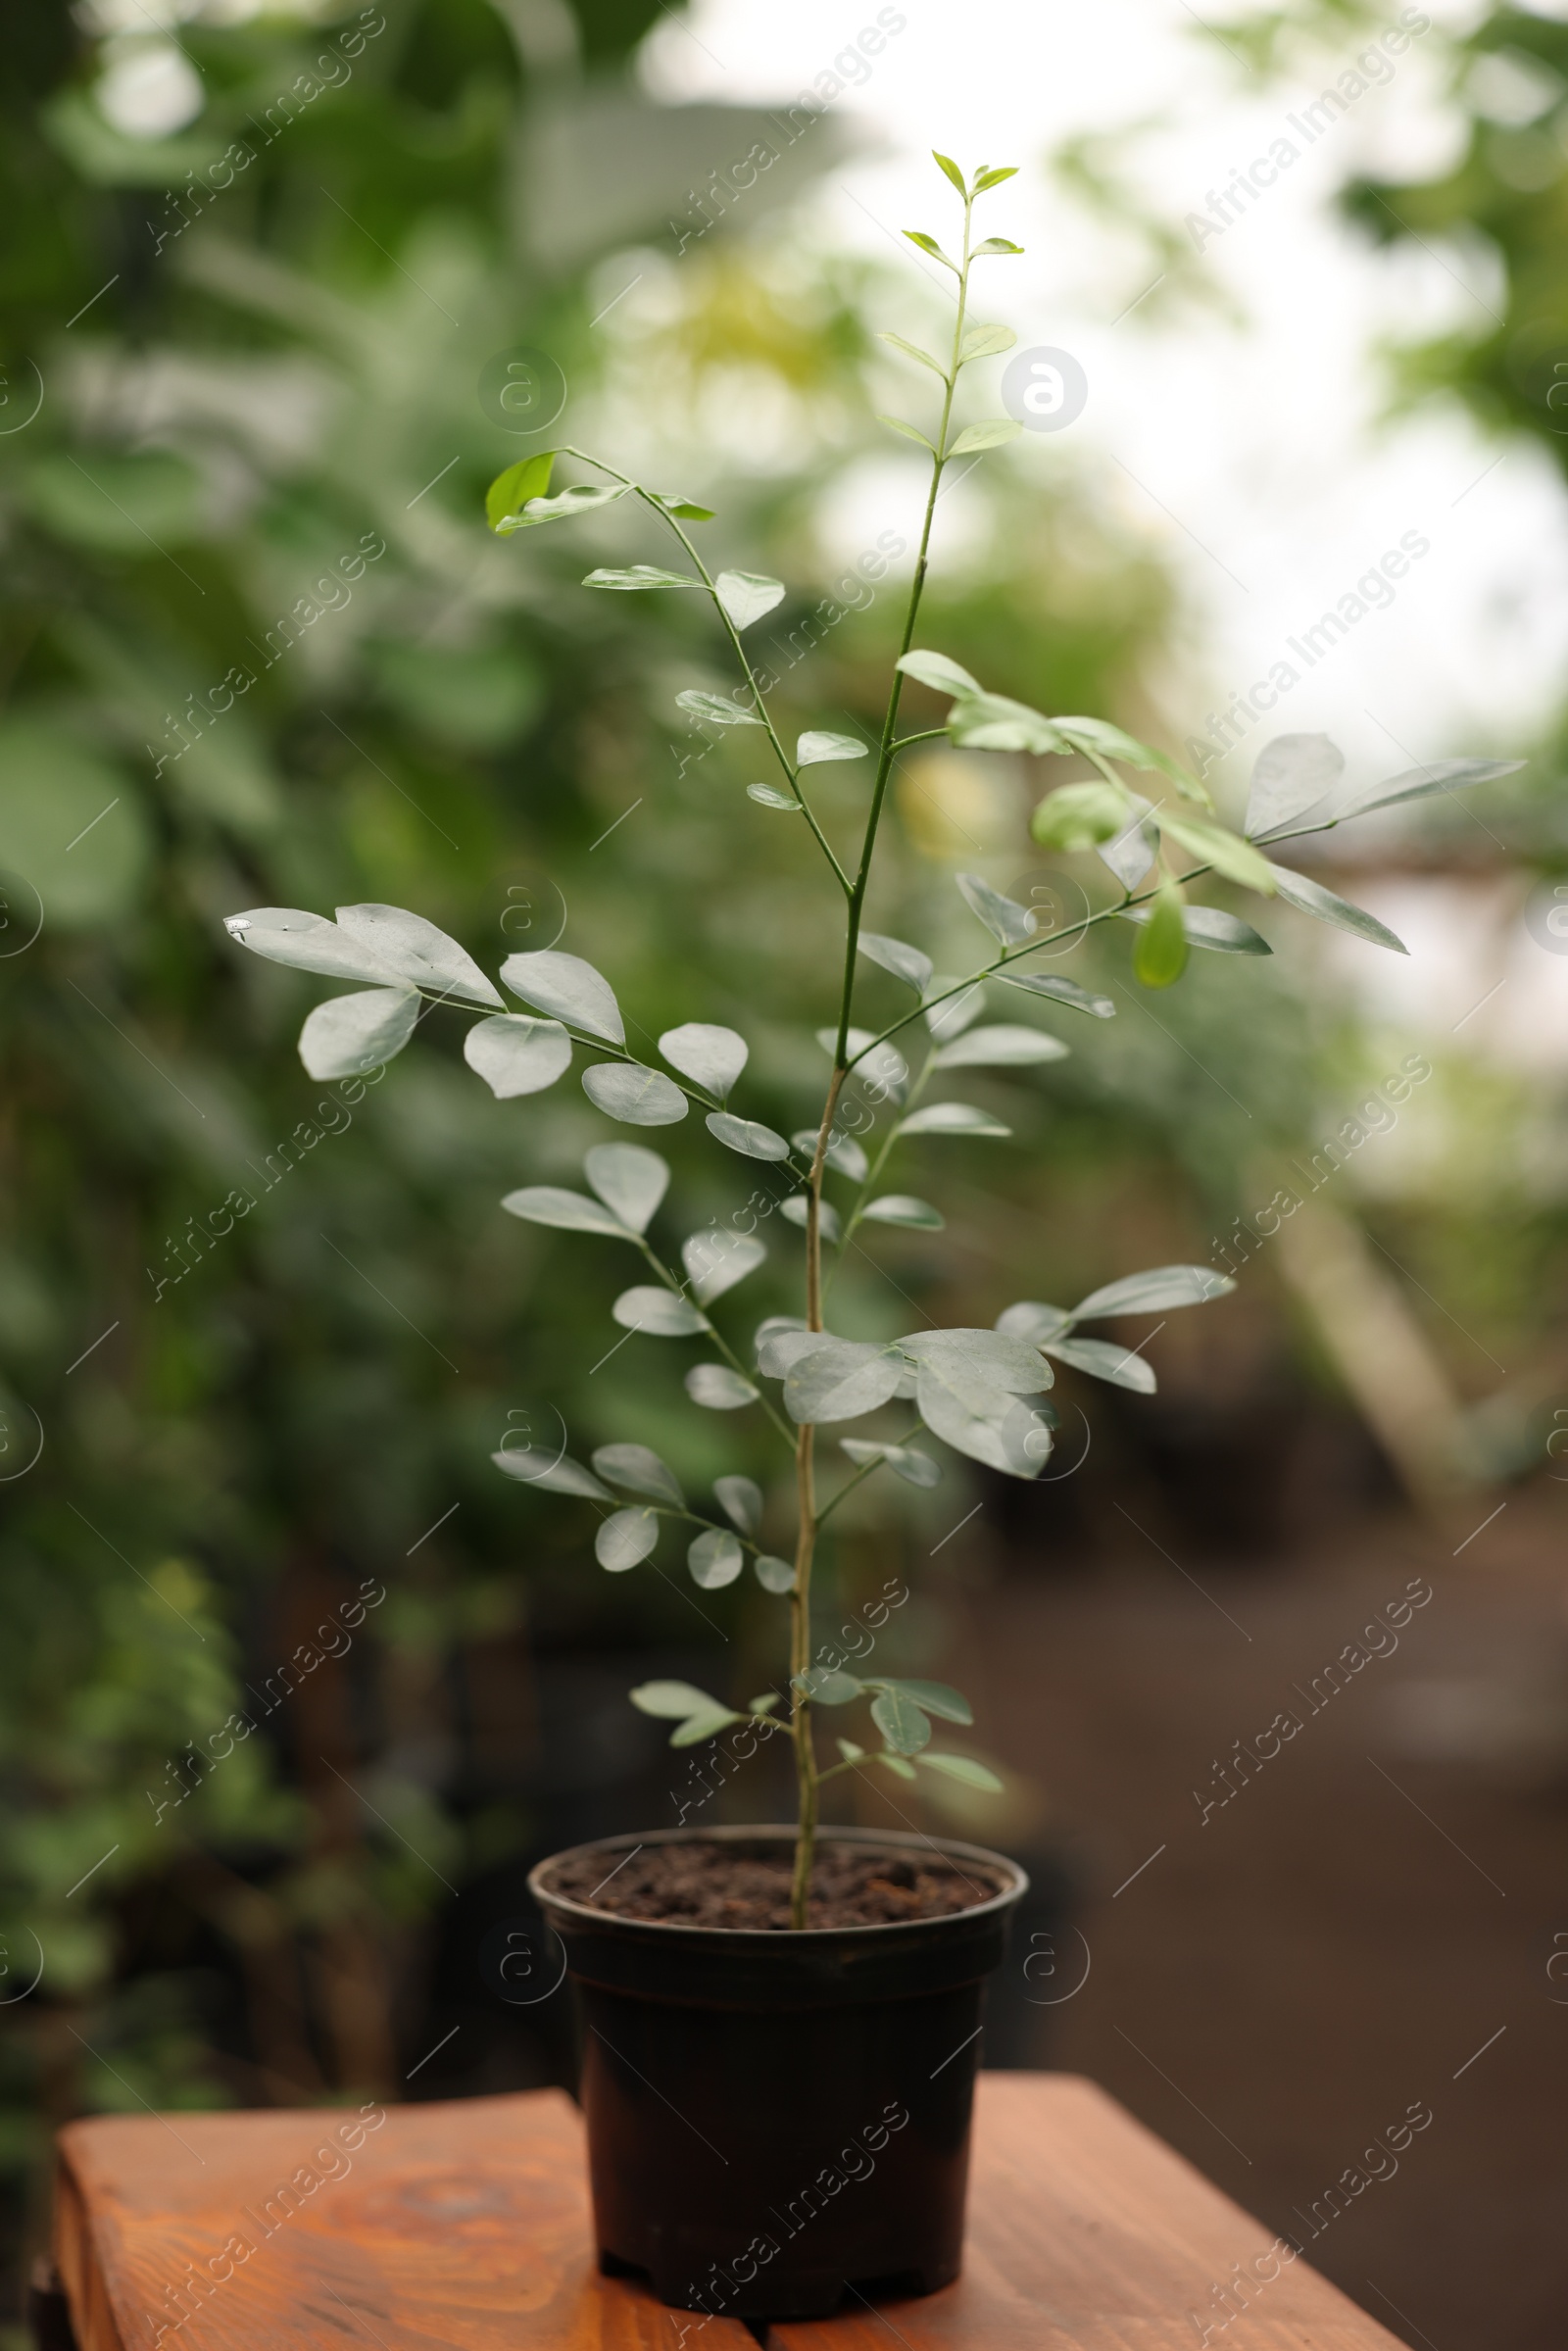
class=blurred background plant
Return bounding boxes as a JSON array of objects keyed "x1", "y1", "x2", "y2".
[{"x1": 2, "y1": 0, "x2": 1567, "y2": 2342}]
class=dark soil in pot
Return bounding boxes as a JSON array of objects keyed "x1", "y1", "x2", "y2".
[{"x1": 531, "y1": 1824, "x2": 1026, "y2": 2322}]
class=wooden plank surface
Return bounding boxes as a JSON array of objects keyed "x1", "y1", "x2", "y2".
[
  {"x1": 774, "y1": 2074, "x2": 1411, "y2": 2351},
  {"x1": 53, "y1": 2075, "x2": 1411, "y2": 2351},
  {"x1": 53, "y1": 2087, "x2": 755, "y2": 2351}
]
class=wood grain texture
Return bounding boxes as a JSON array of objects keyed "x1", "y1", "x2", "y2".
[
  {"x1": 52, "y1": 2075, "x2": 1412, "y2": 2351},
  {"x1": 53, "y1": 2088, "x2": 754, "y2": 2351},
  {"x1": 773, "y1": 2075, "x2": 1412, "y2": 2351}
]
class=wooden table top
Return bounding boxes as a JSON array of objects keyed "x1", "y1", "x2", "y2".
[{"x1": 53, "y1": 2073, "x2": 1410, "y2": 2351}]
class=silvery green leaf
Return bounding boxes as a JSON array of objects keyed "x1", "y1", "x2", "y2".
[
  {"x1": 868, "y1": 1676, "x2": 972, "y2": 1725},
  {"x1": 593, "y1": 1443, "x2": 684, "y2": 1505},
  {"x1": 583, "y1": 564, "x2": 701, "y2": 591},
  {"x1": 901, "y1": 1328, "x2": 1051, "y2": 1396},
  {"x1": 1151, "y1": 811, "x2": 1276, "y2": 896},
  {"x1": 747, "y1": 784, "x2": 801, "y2": 811},
  {"x1": 1264, "y1": 863, "x2": 1407, "y2": 955},
  {"x1": 956, "y1": 872, "x2": 1037, "y2": 946},
  {"x1": 895, "y1": 650, "x2": 982, "y2": 696},
  {"x1": 755, "y1": 1553, "x2": 796, "y2": 1592},
  {"x1": 798, "y1": 731, "x2": 869, "y2": 767},
  {"x1": 1001, "y1": 973, "x2": 1114, "y2": 1019},
  {"x1": 714, "y1": 1475, "x2": 762, "y2": 1534},
  {"x1": 792, "y1": 1129, "x2": 869, "y2": 1181},
  {"x1": 682, "y1": 1230, "x2": 766, "y2": 1305},
  {"x1": 837, "y1": 1737, "x2": 866, "y2": 1763},
  {"x1": 612, "y1": 1286, "x2": 709, "y2": 1337},
  {"x1": 584, "y1": 1143, "x2": 668, "y2": 1234},
  {"x1": 796, "y1": 1666, "x2": 862, "y2": 1704},
  {"x1": 1123, "y1": 905, "x2": 1272, "y2": 955},
  {"x1": 688, "y1": 1528, "x2": 744, "y2": 1589},
  {"x1": 948, "y1": 691, "x2": 1066, "y2": 756},
  {"x1": 706, "y1": 1111, "x2": 791, "y2": 1160},
  {"x1": 649, "y1": 491, "x2": 715, "y2": 520},
  {"x1": 676, "y1": 689, "x2": 764, "y2": 727},
  {"x1": 870, "y1": 1688, "x2": 931, "y2": 1756},
  {"x1": 959, "y1": 322, "x2": 1016, "y2": 361},
  {"x1": 584, "y1": 1062, "x2": 689, "y2": 1125},
  {"x1": 1098, "y1": 815, "x2": 1158, "y2": 889},
  {"x1": 501, "y1": 950, "x2": 623, "y2": 1045},
  {"x1": 224, "y1": 906, "x2": 407, "y2": 987},
  {"x1": 859, "y1": 932, "x2": 934, "y2": 996},
  {"x1": 840, "y1": 1438, "x2": 943, "y2": 1488},
  {"x1": 914, "y1": 1366, "x2": 1053, "y2": 1479},
  {"x1": 505, "y1": 482, "x2": 630, "y2": 530},
  {"x1": 784, "y1": 1339, "x2": 908, "y2": 1424},
  {"x1": 995, "y1": 1300, "x2": 1071, "y2": 1347},
  {"x1": 631, "y1": 1679, "x2": 730, "y2": 1719},
  {"x1": 924, "y1": 981, "x2": 987, "y2": 1040},
  {"x1": 715, "y1": 570, "x2": 785, "y2": 630},
  {"x1": 780, "y1": 1196, "x2": 842, "y2": 1245},
  {"x1": 862, "y1": 1196, "x2": 945, "y2": 1230},
  {"x1": 880, "y1": 1753, "x2": 918, "y2": 1780},
  {"x1": 335, "y1": 904, "x2": 503, "y2": 1005},
  {"x1": 1338, "y1": 756, "x2": 1522, "y2": 822},
  {"x1": 934, "y1": 1023, "x2": 1068, "y2": 1069},
  {"x1": 501, "y1": 1185, "x2": 631, "y2": 1237},
  {"x1": 916, "y1": 1751, "x2": 1004, "y2": 1791},
  {"x1": 660, "y1": 1021, "x2": 748, "y2": 1101},
  {"x1": 820, "y1": 1027, "x2": 908, "y2": 1102},
  {"x1": 298, "y1": 988, "x2": 417, "y2": 1081},
  {"x1": 670, "y1": 1705, "x2": 746, "y2": 1745},
  {"x1": 1071, "y1": 1264, "x2": 1235, "y2": 1321},
  {"x1": 949, "y1": 418, "x2": 1020, "y2": 455},
  {"x1": 899, "y1": 1102, "x2": 1011, "y2": 1139},
  {"x1": 491, "y1": 1445, "x2": 612, "y2": 1499},
  {"x1": 463, "y1": 1013, "x2": 572, "y2": 1098},
  {"x1": 1050, "y1": 718, "x2": 1210, "y2": 808},
  {"x1": 1244, "y1": 733, "x2": 1345, "y2": 841},
  {"x1": 756, "y1": 1320, "x2": 815, "y2": 1378},
  {"x1": 596, "y1": 1507, "x2": 659, "y2": 1571},
  {"x1": 1046, "y1": 1333, "x2": 1156, "y2": 1393}
]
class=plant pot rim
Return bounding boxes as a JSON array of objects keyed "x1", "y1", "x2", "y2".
[{"x1": 528, "y1": 1822, "x2": 1029, "y2": 1944}]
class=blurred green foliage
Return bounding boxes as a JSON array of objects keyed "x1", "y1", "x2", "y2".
[{"x1": 0, "y1": 0, "x2": 1235, "y2": 2272}]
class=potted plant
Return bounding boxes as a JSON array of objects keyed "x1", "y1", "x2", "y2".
[{"x1": 223, "y1": 156, "x2": 1516, "y2": 2322}]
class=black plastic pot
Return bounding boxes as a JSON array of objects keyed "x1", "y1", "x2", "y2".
[{"x1": 529, "y1": 1824, "x2": 1026, "y2": 2322}]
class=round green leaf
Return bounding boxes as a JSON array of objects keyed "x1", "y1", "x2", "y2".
[
  {"x1": 706, "y1": 1111, "x2": 791, "y2": 1161},
  {"x1": 755, "y1": 1554, "x2": 796, "y2": 1593},
  {"x1": 685, "y1": 1364, "x2": 760, "y2": 1409},
  {"x1": 713, "y1": 1475, "x2": 762, "y2": 1534},
  {"x1": 612, "y1": 1286, "x2": 709, "y2": 1337},
  {"x1": 584, "y1": 1062, "x2": 689, "y2": 1126},
  {"x1": 592, "y1": 1443, "x2": 684, "y2": 1505},
  {"x1": 596, "y1": 1507, "x2": 659, "y2": 1571},
  {"x1": 299, "y1": 988, "x2": 417, "y2": 1081},
  {"x1": 688, "y1": 1528, "x2": 743, "y2": 1589},
  {"x1": 464, "y1": 1013, "x2": 572, "y2": 1098}
]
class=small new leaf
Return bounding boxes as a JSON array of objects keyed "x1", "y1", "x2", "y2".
[
  {"x1": 959, "y1": 322, "x2": 1016, "y2": 361},
  {"x1": 486, "y1": 452, "x2": 554, "y2": 532},
  {"x1": 1134, "y1": 880, "x2": 1188, "y2": 989},
  {"x1": 877, "y1": 414, "x2": 939, "y2": 452},
  {"x1": 948, "y1": 419, "x2": 1020, "y2": 455},
  {"x1": 878, "y1": 331, "x2": 947, "y2": 378},
  {"x1": 903, "y1": 229, "x2": 957, "y2": 270}
]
